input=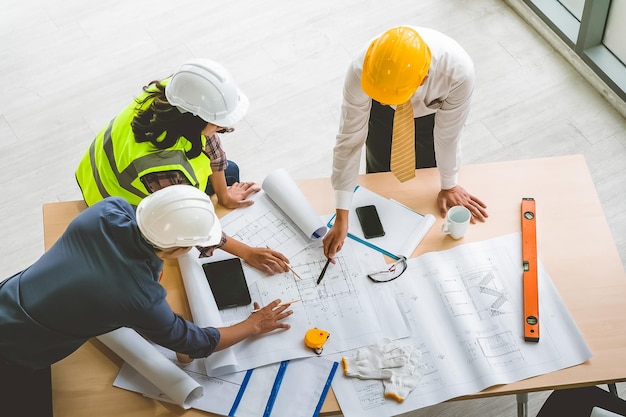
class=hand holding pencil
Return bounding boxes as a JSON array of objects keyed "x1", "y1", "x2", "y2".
[
  {"x1": 242, "y1": 246, "x2": 291, "y2": 275},
  {"x1": 264, "y1": 245, "x2": 302, "y2": 279}
]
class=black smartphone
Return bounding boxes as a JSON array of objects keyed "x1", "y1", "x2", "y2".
[
  {"x1": 355, "y1": 205, "x2": 385, "y2": 239},
  {"x1": 202, "y1": 258, "x2": 252, "y2": 310}
]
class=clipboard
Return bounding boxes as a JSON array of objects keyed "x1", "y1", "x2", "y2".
[{"x1": 328, "y1": 186, "x2": 435, "y2": 259}]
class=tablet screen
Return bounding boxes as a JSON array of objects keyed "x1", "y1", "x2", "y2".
[{"x1": 202, "y1": 258, "x2": 252, "y2": 310}]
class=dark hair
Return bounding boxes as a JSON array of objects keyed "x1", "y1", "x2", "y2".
[{"x1": 131, "y1": 80, "x2": 207, "y2": 159}]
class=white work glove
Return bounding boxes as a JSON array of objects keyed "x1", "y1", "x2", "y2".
[
  {"x1": 383, "y1": 346, "x2": 426, "y2": 402},
  {"x1": 341, "y1": 338, "x2": 410, "y2": 380}
]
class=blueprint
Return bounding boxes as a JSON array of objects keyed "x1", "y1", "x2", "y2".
[
  {"x1": 328, "y1": 233, "x2": 592, "y2": 417},
  {"x1": 218, "y1": 190, "x2": 311, "y2": 259},
  {"x1": 179, "y1": 238, "x2": 410, "y2": 376},
  {"x1": 216, "y1": 168, "x2": 327, "y2": 260}
]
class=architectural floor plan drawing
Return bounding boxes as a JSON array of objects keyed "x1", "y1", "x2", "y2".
[
  {"x1": 434, "y1": 257, "x2": 514, "y2": 320},
  {"x1": 216, "y1": 242, "x2": 371, "y2": 328},
  {"x1": 179, "y1": 238, "x2": 410, "y2": 377},
  {"x1": 218, "y1": 168, "x2": 328, "y2": 259},
  {"x1": 433, "y1": 258, "x2": 524, "y2": 369},
  {"x1": 230, "y1": 206, "x2": 298, "y2": 251},
  {"x1": 254, "y1": 243, "x2": 366, "y2": 324},
  {"x1": 329, "y1": 233, "x2": 592, "y2": 417},
  {"x1": 473, "y1": 331, "x2": 523, "y2": 368},
  {"x1": 219, "y1": 192, "x2": 314, "y2": 259}
]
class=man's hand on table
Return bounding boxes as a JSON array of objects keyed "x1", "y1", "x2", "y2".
[{"x1": 437, "y1": 185, "x2": 488, "y2": 224}]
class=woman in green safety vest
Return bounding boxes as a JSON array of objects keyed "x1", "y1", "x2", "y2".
[{"x1": 76, "y1": 59, "x2": 291, "y2": 275}]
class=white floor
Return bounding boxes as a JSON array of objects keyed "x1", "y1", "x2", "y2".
[{"x1": 1, "y1": 0, "x2": 625, "y2": 416}]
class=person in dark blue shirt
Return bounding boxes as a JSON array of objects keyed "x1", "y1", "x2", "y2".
[{"x1": 0, "y1": 185, "x2": 293, "y2": 417}]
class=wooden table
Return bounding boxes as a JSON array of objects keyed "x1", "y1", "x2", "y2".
[{"x1": 42, "y1": 155, "x2": 626, "y2": 416}]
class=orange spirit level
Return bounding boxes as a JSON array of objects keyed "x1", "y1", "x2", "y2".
[{"x1": 521, "y1": 198, "x2": 539, "y2": 342}]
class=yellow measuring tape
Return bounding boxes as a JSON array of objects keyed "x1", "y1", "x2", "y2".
[{"x1": 521, "y1": 198, "x2": 540, "y2": 342}]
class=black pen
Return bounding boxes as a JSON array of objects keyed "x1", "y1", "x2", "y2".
[{"x1": 316, "y1": 258, "x2": 331, "y2": 285}]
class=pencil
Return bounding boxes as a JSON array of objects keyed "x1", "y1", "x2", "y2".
[
  {"x1": 287, "y1": 264, "x2": 302, "y2": 280},
  {"x1": 252, "y1": 299, "x2": 300, "y2": 313},
  {"x1": 316, "y1": 258, "x2": 331, "y2": 285}
]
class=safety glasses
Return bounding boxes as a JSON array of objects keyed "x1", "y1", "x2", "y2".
[{"x1": 367, "y1": 256, "x2": 408, "y2": 283}]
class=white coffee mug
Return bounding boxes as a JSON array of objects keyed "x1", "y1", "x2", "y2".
[{"x1": 441, "y1": 206, "x2": 471, "y2": 239}]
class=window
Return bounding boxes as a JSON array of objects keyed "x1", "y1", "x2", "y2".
[
  {"x1": 559, "y1": 0, "x2": 585, "y2": 20},
  {"x1": 603, "y1": 0, "x2": 626, "y2": 65},
  {"x1": 520, "y1": 0, "x2": 626, "y2": 102}
]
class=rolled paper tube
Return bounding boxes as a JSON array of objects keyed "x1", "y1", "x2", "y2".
[{"x1": 97, "y1": 327, "x2": 203, "y2": 409}]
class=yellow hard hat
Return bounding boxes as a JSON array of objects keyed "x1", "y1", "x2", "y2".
[{"x1": 361, "y1": 26, "x2": 432, "y2": 105}]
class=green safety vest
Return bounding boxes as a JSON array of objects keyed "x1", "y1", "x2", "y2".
[{"x1": 76, "y1": 88, "x2": 212, "y2": 207}]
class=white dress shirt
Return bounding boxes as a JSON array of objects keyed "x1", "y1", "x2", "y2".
[{"x1": 331, "y1": 26, "x2": 475, "y2": 210}]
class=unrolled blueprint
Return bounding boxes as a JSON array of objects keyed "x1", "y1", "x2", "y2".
[
  {"x1": 328, "y1": 232, "x2": 592, "y2": 417},
  {"x1": 178, "y1": 238, "x2": 410, "y2": 376},
  {"x1": 216, "y1": 168, "x2": 327, "y2": 260}
]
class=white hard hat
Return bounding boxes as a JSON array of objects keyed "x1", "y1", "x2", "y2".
[
  {"x1": 136, "y1": 185, "x2": 222, "y2": 249},
  {"x1": 165, "y1": 58, "x2": 249, "y2": 127}
]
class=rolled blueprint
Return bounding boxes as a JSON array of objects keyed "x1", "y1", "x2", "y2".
[
  {"x1": 178, "y1": 250, "x2": 240, "y2": 377},
  {"x1": 97, "y1": 327, "x2": 203, "y2": 409},
  {"x1": 262, "y1": 168, "x2": 327, "y2": 239}
]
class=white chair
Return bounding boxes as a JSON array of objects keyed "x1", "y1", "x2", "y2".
[{"x1": 591, "y1": 407, "x2": 624, "y2": 417}]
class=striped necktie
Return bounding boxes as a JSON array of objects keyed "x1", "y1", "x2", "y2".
[{"x1": 390, "y1": 101, "x2": 415, "y2": 182}]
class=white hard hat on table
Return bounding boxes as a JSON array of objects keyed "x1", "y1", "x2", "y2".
[
  {"x1": 136, "y1": 185, "x2": 222, "y2": 249},
  {"x1": 165, "y1": 58, "x2": 249, "y2": 127}
]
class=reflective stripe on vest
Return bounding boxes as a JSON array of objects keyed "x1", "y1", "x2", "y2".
[{"x1": 76, "y1": 94, "x2": 212, "y2": 206}]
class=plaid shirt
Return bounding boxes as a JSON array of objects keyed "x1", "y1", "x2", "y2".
[{"x1": 140, "y1": 133, "x2": 228, "y2": 257}]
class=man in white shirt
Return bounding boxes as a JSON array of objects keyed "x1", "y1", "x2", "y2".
[{"x1": 324, "y1": 26, "x2": 488, "y2": 259}]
